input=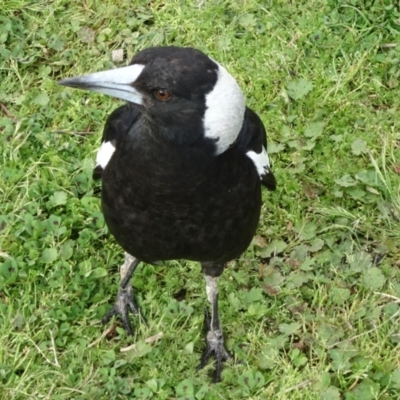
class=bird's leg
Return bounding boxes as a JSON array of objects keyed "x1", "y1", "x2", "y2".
[
  {"x1": 102, "y1": 252, "x2": 142, "y2": 335},
  {"x1": 197, "y1": 273, "x2": 232, "y2": 382}
]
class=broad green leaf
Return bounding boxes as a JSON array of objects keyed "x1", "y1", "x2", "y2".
[
  {"x1": 257, "y1": 347, "x2": 278, "y2": 369},
  {"x1": 304, "y1": 121, "x2": 323, "y2": 138},
  {"x1": 243, "y1": 287, "x2": 264, "y2": 304},
  {"x1": 38, "y1": 65, "x2": 51, "y2": 77},
  {"x1": 297, "y1": 221, "x2": 317, "y2": 240},
  {"x1": 33, "y1": 93, "x2": 49, "y2": 106},
  {"x1": 330, "y1": 134, "x2": 343, "y2": 142},
  {"x1": 252, "y1": 235, "x2": 267, "y2": 247},
  {"x1": 279, "y1": 322, "x2": 301, "y2": 335},
  {"x1": 78, "y1": 26, "x2": 95, "y2": 43},
  {"x1": 315, "y1": 372, "x2": 331, "y2": 391},
  {"x1": 309, "y1": 238, "x2": 324, "y2": 252},
  {"x1": 12, "y1": 314, "x2": 24, "y2": 330},
  {"x1": 355, "y1": 170, "x2": 379, "y2": 186},
  {"x1": 134, "y1": 387, "x2": 153, "y2": 399},
  {"x1": 146, "y1": 378, "x2": 159, "y2": 392},
  {"x1": 125, "y1": 341, "x2": 153, "y2": 360},
  {"x1": 113, "y1": 359, "x2": 127, "y2": 369},
  {"x1": 390, "y1": 369, "x2": 400, "y2": 389},
  {"x1": 184, "y1": 342, "x2": 194, "y2": 354},
  {"x1": 258, "y1": 239, "x2": 287, "y2": 257},
  {"x1": 176, "y1": 378, "x2": 194, "y2": 396},
  {"x1": 267, "y1": 334, "x2": 289, "y2": 349},
  {"x1": 329, "y1": 348, "x2": 353, "y2": 371},
  {"x1": 238, "y1": 13, "x2": 257, "y2": 28},
  {"x1": 215, "y1": 36, "x2": 231, "y2": 51},
  {"x1": 335, "y1": 174, "x2": 357, "y2": 187},
  {"x1": 228, "y1": 292, "x2": 241, "y2": 311},
  {"x1": 302, "y1": 139, "x2": 316, "y2": 151},
  {"x1": 349, "y1": 378, "x2": 380, "y2": 400},
  {"x1": 179, "y1": 302, "x2": 193, "y2": 316},
  {"x1": 195, "y1": 385, "x2": 209, "y2": 400},
  {"x1": 291, "y1": 348, "x2": 308, "y2": 367},
  {"x1": 48, "y1": 34, "x2": 64, "y2": 51},
  {"x1": 347, "y1": 188, "x2": 366, "y2": 200},
  {"x1": 86, "y1": 268, "x2": 108, "y2": 279},
  {"x1": 263, "y1": 267, "x2": 283, "y2": 288},
  {"x1": 268, "y1": 142, "x2": 285, "y2": 154},
  {"x1": 321, "y1": 386, "x2": 341, "y2": 400},
  {"x1": 238, "y1": 370, "x2": 256, "y2": 390},
  {"x1": 300, "y1": 257, "x2": 314, "y2": 271},
  {"x1": 49, "y1": 191, "x2": 67, "y2": 207},
  {"x1": 48, "y1": 215, "x2": 62, "y2": 230},
  {"x1": 330, "y1": 287, "x2": 351, "y2": 305},
  {"x1": 290, "y1": 244, "x2": 309, "y2": 262},
  {"x1": 351, "y1": 138, "x2": 367, "y2": 155},
  {"x1": 362, "y1": 267, "x2": 385, "y2": 290},
  {"x1": 41, "y1": 248, "x2": 58, "y2": 263},
  {"x1": 348, "y1": 251, "x2": 372, "y2": 273},
  {"x1": 248, "y1": 302, "x2": 268, "y2": 319},
  {"x1": 177, "y1": 396, "x2": 195, "y2": 400},
  {"x1": 254, "y1": 371, "x2": 265, "y2": 388},
  {"x1": 60, "y1": 241, "x2": 74, "y2": 260},
  {"x1": 101, "y1": 349, "x2": 115, "y2": 365},
  {"x1": 286, "y1": 271, "x2": 310, "y2": 288},
  {"x1": 287, "y1": 78, "x2": 313, "y2": 100}
]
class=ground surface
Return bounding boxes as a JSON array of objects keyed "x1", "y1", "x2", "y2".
[{"x1": 1, "y1": 1, "x2": 400, "y2": 399}]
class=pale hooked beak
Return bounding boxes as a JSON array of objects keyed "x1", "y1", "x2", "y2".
[{"x1": 58, "y1": 63, "x2": 145, "y2": 104}]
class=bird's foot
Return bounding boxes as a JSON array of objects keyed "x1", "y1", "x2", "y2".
[
  {"x1": 101, "y1": 284, "x2": 144, "y2": 335},
  {"x1": 196, "y1": 310, "x2": 232, "y2": 383}
]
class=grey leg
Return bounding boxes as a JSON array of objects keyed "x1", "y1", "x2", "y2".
[
  {"x1": 102, "y1": 252, "x2": 142, "y2": 335},
  {"x1": 197, "y1": 274, "x2": 231, "y2": 382}
]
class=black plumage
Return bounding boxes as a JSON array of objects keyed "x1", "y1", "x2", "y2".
[{"x1": 59, "y1": 46, "x2": 276, "y2": 382}]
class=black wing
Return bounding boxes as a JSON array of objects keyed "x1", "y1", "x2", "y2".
[
  {"x1": 236, "y1": 107, "x2": 276, "y2": 191},
  {"x1": 93, "y1": 104, "x2": 141, "y2": 180}
]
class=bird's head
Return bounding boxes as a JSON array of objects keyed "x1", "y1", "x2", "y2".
[{"x1": 58, "y1": 46, "x2": 245, "y2": 152}]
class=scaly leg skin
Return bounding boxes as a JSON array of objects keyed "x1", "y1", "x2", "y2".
[
  {"x1": 197, "y1": 274, "x2": 232, "y2": 383},
  {"x1": 101, "y1": 253, "x2": 142, "y2": 335}
]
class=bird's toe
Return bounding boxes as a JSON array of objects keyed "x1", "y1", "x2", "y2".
[
  {"x1": 197, "y1": 328, "x2": 232, "y2": 383},
  {"x1": 101, "y1": 284, "x2": 143, "y2": 335}
]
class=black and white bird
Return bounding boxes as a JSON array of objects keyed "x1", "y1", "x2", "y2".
[{"x1": 59, "y1": 46, "x2": 276, "y2": 382}]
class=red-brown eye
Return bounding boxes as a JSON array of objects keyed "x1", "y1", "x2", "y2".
[{"x1": 154, "y1": 89, "x2": 171, "y2": 101}]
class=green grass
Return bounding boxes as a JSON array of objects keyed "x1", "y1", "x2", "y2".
[{"x1": 1, "y1": 0, "x2": 400, "y2": 398}]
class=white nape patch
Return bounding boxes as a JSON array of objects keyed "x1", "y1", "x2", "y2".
[
  {"x1": 95, "y1": 141, "x2": 116, "y2": 169},
  {"x1": 63, "y1": 64, "x2": 145, "y2": 104},
  {"x1": 204, "y1": 275, "x2": 218, "y2": 304},
  {"x1": 246, "y1": 146, "x2": 271, "y2": 178},
  {"x1": 203, "y1": 63, "x2": 246, "y2": 154}
]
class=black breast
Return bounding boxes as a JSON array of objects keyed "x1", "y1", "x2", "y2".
[{"x1": 101, "y1": 119, "x2": 261, "y2": 265}]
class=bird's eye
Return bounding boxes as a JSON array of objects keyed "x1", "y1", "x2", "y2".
[{"x1": 154, "y1": 89, "x2": 171, "y2": 101}]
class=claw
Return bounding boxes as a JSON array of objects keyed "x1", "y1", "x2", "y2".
[
  {"x1": 101, "y1": 256, "x2": 145, "y2": 335},
  {"x1": 196, "y1": 310, "x2": 232, "y2": 382},
  {"x1": 102, "y1": 284, "x2": 145, "y2": 335}
]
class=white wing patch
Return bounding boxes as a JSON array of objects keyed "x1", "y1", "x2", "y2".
[
  {"x1": 96, "y1": 141, "x2": 116, "y2": 169},
  {"x1": 203, "y1": 63, "x2": 245, "y2": 154},
  {"x1": 246, "y1": 146, "x2": 270, "y2": 178}
]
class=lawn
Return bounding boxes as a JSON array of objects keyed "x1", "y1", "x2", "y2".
[{"x1": 1, "y1": 0, "x2": 400, "y2": 399}]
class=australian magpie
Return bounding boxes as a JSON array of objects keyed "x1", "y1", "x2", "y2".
[{"x1": 59, "y1": 46, "x2": 276, "y2": 382}]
